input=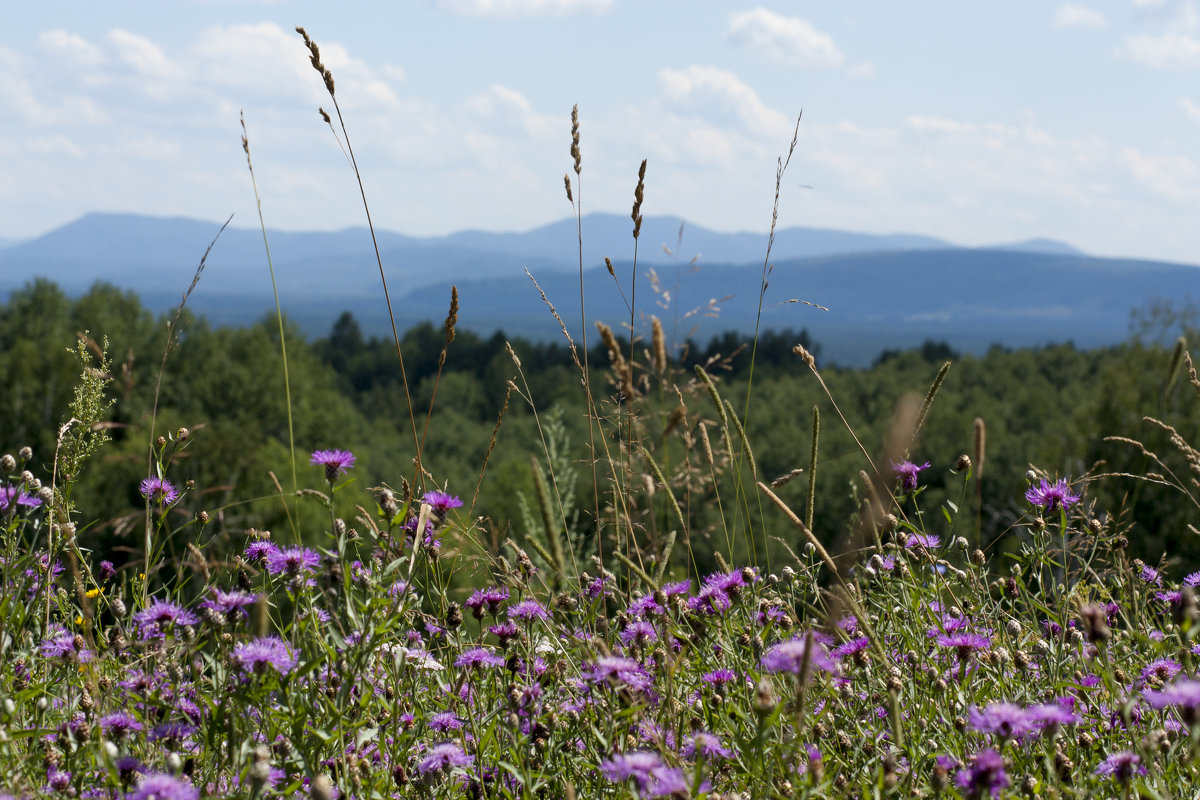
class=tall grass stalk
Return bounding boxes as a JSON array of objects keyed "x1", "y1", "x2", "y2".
[{"x1": 241, "y1": 114, "x2": 299, "y2": 543}]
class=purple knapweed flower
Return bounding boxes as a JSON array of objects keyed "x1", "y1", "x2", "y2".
[
  {"x1": 1144, "y1": 677, "x2": 1200, "y2": 724},
  {"x1": 620, "y1": 620, "x2": 658, "y2": 649},
  {"x1": 508, "y1": 599, "x2": 549, "y2": 622},
  {"x1": 760, "y1": 635, "x2": 839, "y2": 677},
  {"x1": 1184, "y1": 571, "x2": 1200, "y2": 588},
  {"x1": 125, "y1": 773, "x2": 200, "y2": 800},
  {"x1": 99, "y1": 560, "x2": 116, "y2": 581},
  {"x1": 0, "y1": 486, "x2": 43, "y2": 510},
  {"x1": 1140, "y1": 563, "x2": 1163, "y2": 586},
  {"x1": 937, "y1": 631, "x2": 991, "y2": 661},
  {"x1": 232, "y1": 636, "x2": 297, "y2": 676},
  {"x1": 893, "y1": 460, "x2": 930, "y2": 493},
  {"x1": 40, "y1": 624, "x2": 93, "y2": 662},
  {"x1": 416, "y1": 742, "x2": 473, "y2": 778},
  {"x1": 243, "y1": 540, "x2": 280, "y2": 565},
  {"x1": 600, "y1": 752, "x2": 688, "y2": 798},
  {"x1": 905, "y1": 533, "x2": 941, "y2": 551},
  {"x1": 429, "y1": 711, "x2": 463, "y2": 731},
  {"x1": 1095, "y1": 751, "x2": 1147, "y2": 782},
  {"x1": 310, "y1": 448, "x2": 356, "y2": 482},
  {"x1": 968, "y1": 703, "x2": 1035, "y2": 740},
  {"x1": 133, "y1": 599, "x2": 198, "y2": 639},
  {"x1": 99, "y1": 711, "x2": 143, "y2": 739},
  {"x1": 1024, "y1": 478, "x2": 1080, "y2": 513},
  {"x1": 702, "y1": 669, "x2": 737, "y2": 688},
  {"x1": 139, "y1": 476, "x2": 179, "y2": 508},
  {"x1": 465, "y1": 586, "x2": 509, "y2": 618},
  {"x1": 1140, "y1": 658, "x2": 1182, "y2": 688},
  {"x1": 587, "y1": 656, "x2": 654, "y2": 692},
  {"x1": 200, "y1": 587, "x2": 259, "y2": 618},
  {"x1": 422, "y1": 490, "x2": 462, "y2": 514},
  {"x1": 455, "y1": 647, "x2": 505, "y2": 669},
  {"x1": 955, "y1": 748, "x2": 1009, "y2": 799},
  {"x1": 683, "y1": 731, "x2": 733, "y2": 761},
  {"x1": 264, "y1": 545, "x2": 320, "y2": 577}
]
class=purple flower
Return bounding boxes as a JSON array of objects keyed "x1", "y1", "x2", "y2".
[
  {"x1": 125, "y1": 773, "x2": 199, "y2": 800},
  {"x1": 832, "y1": 636, "x2": 871, "y2": 660},
  {"x1": 1140, "y1": 564, "x2": 1163, "y2": 586},
  {"x1": 1095, "y1": 751, "x2": 1146, "y2": 782},
  {"x1": 310, "y1": 448, "x2": 356, "y2": 482},
  {"x1": 455, "y1": 647, "x2": 505, "y2": 669},
  {"x1": 465, "y1": 586, "x2": 509, "y2": 618},
  {"x1": 139, "y1": 476, "x2": 179, "y2": 507},
  {"x1": 99, "y1": 560, "x2": 116, "y2": 581},
  {"x1": 200, "y1": 587, "x2": 259, "y2": 618},
  {"x1": 955, "y1": 748, "x2": 1009, "y2": 799},
  {"x1": 968, "y1": 703, "x2": 1035, "y2": 739},
  {"x1": 1184, "y1": 570, "x2": 1200, "y2": 588},
  {"x1": 1144, "y1": 677, "x2": 1200, "y2": 724},
  {"x1": 416, "y1": 742, "x2": 473, "y2": 777},
  {"x1": 40, "y1": 624, "x2": 93, "y2": 662},
  {"x1": 937, "y1": 632, "x2": 991, "y2": 660},
  {"x1": 133, "y1": 599, "x2": 198, "y2": 639},
  {"x1": 702, "y1": 669, "x2": 737, "y2": 688},
  {"x1": 243, "y1": 540, "x2": 280, "y2": 564},
  {"x1": 760, "y1": 635, "x2": 839, "y2": 676},
  {"x1": 429, "y1": 711, "x2": 463, "y2": 731},
  {"x1": 264, "y1": 545, "x2": 320, "y2": 577},
  {"x1": 905, "y1": 533, "x2": 941, "y2": 550},
  {"x1": 422, "y1": 490, "x2": 462, "y2": 514},
  {"x1": 893, "y1": 460, "x2": 930, "y2": 493},
  {"x1": 100, "y1": 711, "x2": 144, "y2": 739},
  {"x1": 683, "y1": 731, "x2": 733, "y2": 761},
  {"x1": 508, "y1": 599, "x2": 549, "y2": 622},
  {"x1": 600, "y1": 752, "x2": 688, "y2": 798},
  {"x1": 1024, "y1": 478, "x2": 1080, "y2": 513},
  {"x1": 587, "y1": 656, "x2": 654, "y2": 692},
  {"x1": 619, "y1": 620, "x2": 658, "y2": 648},
  {"x1": 0, "y1": 486, "x2": 43, "y2": 510},
  {"x1": 232, "y1": 636, "x2": 298, "y2": 676},
  {"x1": 1140, "y1": 658, "x2": 1181, "y2": 688},
  {"x1": 1025, "y1": 702, "x2": 1079, "y2": 731}
]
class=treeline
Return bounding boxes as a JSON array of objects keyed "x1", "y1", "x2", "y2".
[{"x1": 3, "y1": 278, "x2": 1199, "y2": 577}]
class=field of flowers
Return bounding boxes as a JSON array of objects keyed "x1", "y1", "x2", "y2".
[{"x1": 3, "y1": 25, "x2": 1200, "y2": 799}]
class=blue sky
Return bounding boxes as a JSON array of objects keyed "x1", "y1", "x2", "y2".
[{"x1": 2, "y1": 0, "x2": 1199, "y2": 262}]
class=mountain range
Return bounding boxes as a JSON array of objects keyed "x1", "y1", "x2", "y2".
[{"x1": 2, "y1": 212, "x2": 1194, "y2": 366}]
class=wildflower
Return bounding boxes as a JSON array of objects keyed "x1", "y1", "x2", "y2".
[
  {"x1": 139, "y1": 476, "x2": 179, "y2": 508},
  {"x1": 232, "y1": 636, "x2": 298, "y2": 676},
  {"x1": 39, "y1": 624, "x2": 93, "y2": 662},
  {"x1": 310, "y1": 448, "x2": 356, "y2": 482},
  {"x1": 465, "y1": 586, "x2": 509, "y2": 618},
  {"x1": 893, "y1": 460, "x2": 930, "y2": 493},
  {"x1": 1139, "y1": 658, "x2": 1181, "y2": 689},
  {"x1": 1185, "y1": 571, "x2": 1200, "y2": 588},
  {"x1": 968, "y1": 703, "x2": 1035, "y2": 739},
  {"x1": 243, "y1": 540, "x2": 280, "y2": 564},
  {"x1": 937, "y1": 632, "x2": 991, "y2": 661},
  {"x1": 99, "y1": 711, "x2": 143, "y2": 739},
  {"x1": 955, "y1": 748, "x2": 1009, "y2": 799},
  {"x1": 683, "y1": 731, "x2": 733, "y2": 761},
  {"x1": 454, "y1": 647, "x2": 504, "y2": 669},
  {"x1": 1095, "y1": 750, "x2": 1147, "y2": 782},
  {"x1": 832, "y1": 636, "x2": 871, "y2": 660},
  {"x1": 1024, "y1": 478, "x2": 1080, "y2": 513},
  {"x1": 620, "y1": 620, "x2": 658, "y2": 649},
  {"x1": 133, "y1": 599, "x2": 198, "y2": 639},
  {"x1": 1140, "y1": 563, "x2": 1163, "y2": 586},
  {"x1": 508, "y1": 599, "x2": 549, "y2": 622},
  {"x1": 99, "y1": 560, "x2": 116, "y2": 581},
  {"x1": 200, "y1": 587, "x2": 259, "y2": 618},
  {"x1": 760, "y1": 635, "x2": 839, "y2": 676},
  {"x1": 416, "y1": 742, "x2": 473, "y2": 778},
  {"x1": 429, "y1": 711, "x2": 463, "y2": 731},
  {"x1": 600, "y1": 752, "x2": 687, "y2": 798},
  {"x1": 587, "y1": 656, "x2": 654, "y2": 692},
  {"x1": 702, "y1": 669, "x2": 737, "y2": 688},
  {"x1": 125, "y1": 773, "x2": 199, "y2": 800},
  {"x1": 422, "y1": 490, "x2": 462, "y2": 514},
  {"x1": 0, "y1": 486, "x2": 43, "y2": 510},
  {"x1": 1143, "y1": 677, "x2": 1200, "y2": 725},
  {"x1": 905, "y1": 533, "x2": 940, "y2": 551},
  {"x1": 264, "y1": 546, "x2": 321, "y2": 577}
]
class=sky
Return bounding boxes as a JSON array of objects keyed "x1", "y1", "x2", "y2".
[{"x1": 2, "y1": 0, "x2": 1199, "y2": 263}]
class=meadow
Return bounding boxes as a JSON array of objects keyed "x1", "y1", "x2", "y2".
[{"x1": 2, "y1": 27, "x2": 1200, "y2": 799}]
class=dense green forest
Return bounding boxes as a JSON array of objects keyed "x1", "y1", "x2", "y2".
[{"x1": 3, "y1": 277, "x2": 1199, "y2": 584}]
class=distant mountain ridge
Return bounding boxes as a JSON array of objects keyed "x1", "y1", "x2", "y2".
[{"x1": 3, "y1": 211, "x2": 1187, "y2": 367}]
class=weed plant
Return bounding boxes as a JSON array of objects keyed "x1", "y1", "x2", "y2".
[{"x1": 1, "y1": 28, "x2": 1199, "y2": 800}]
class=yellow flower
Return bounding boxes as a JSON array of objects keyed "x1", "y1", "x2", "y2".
[{"x1": 86, "y1": 588, "x2": 102, "y2": 599}]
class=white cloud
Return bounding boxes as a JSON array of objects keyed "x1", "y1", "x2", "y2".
[
  {"x1": 433, "y1": 0, "x2": 611, "y2": 16},
  {"x1": 1119, "y1": 31, "x2": 1200, "y2": 68},
  {"x1": 658, "y1": 65, "x2": 791, "y2": 140},
  {"x1": 38, "y1": 30, "x2": 106, "y2": 65},
  {"x1": 106, "y1": 29, "x2": 179, "y2": 77},
  {"x1": 1123, "y1": 146, "x2": 1198, "y2": 200},
  {"x1": 1053, "y1": 4, "x2": 1109, "y2": 28},
  {"x1": 727, "y1": 8, "x2": 844, "y2": 68},
  {"x1": 462, "y1": 84, "x2": 556, "y2": 137},
  {"x1": 1181, "y1": 96, "x2": 1200, "y2": 121}
]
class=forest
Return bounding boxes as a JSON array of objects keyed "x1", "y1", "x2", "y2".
[{"x1": 3, "y1": 277, "x2": 1199, "y2": 586}]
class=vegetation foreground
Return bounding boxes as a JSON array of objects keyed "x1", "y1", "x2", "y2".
[{"x1": 4, "y1": 24, "x2": 1200, "y2": 800}]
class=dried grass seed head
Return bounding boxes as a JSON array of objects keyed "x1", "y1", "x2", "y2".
[{"x1": 570, "y1": 105, "x2": 581, "y2": 175}]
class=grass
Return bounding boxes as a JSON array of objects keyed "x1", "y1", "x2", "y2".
[{"x1": 1, "y1": 27, "x2": 1199, "y2": 800}]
